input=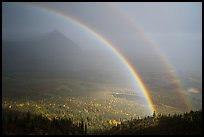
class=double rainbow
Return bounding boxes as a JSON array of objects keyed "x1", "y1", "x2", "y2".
[{"x1": 111, "y1": 3, "x2": 192, "y2": 112}]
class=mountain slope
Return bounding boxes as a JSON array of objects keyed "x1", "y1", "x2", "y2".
[{"x1": 2, "y1": 31, "x2": 82, "y2": 77}]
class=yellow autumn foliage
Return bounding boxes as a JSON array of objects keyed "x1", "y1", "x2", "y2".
[
  {"x1": 108, "y1": 120, "x2": 121, "y2": 126},
  {"x1": 84, "y1": 109, "x2": 88, "y2": 113}
]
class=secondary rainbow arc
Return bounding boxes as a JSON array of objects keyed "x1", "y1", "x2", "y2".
[{"x1": 110, "y1": 3, "x2": 192, "y2": 112}]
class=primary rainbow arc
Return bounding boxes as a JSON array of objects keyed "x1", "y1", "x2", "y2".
[
  {"x1": 110, "y1": 3, "x2": 192, "y2": 111},
  {"x1": 23, "y1": 3, "x2": 156, "y2": 114}
]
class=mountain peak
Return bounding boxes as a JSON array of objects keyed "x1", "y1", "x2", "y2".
[
  {"x1": 38, "y1": 30, "x2": 79, "y2": 49},
  {"x1": 49, "y1": 30, "x2": 63, "y2": 35},
  {"x1": 44, "y1": 30, "x2": 67, "y2": 39}
]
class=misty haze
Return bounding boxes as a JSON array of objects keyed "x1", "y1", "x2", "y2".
[{"x1": 2, "y1": 2, "x2": 202, "y2": 135}]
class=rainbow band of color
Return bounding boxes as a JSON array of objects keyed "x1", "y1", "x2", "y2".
[
  {"x1": 110, "y1": 3, "x2": 192, "y2": 111},
  {"x1": 23, "y1": 3, "x2": 156, "y2": 114}
]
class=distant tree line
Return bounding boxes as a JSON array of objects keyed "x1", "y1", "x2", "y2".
[
  {"x1": 100, "y1": 110, "x2": 202, "y2": 135},
  {"x1": 2, "y1": 109, "x2": 87, "y2": 135},
  {"x1": 2, "y1": 108, "x2": 202, "y2": 135}
]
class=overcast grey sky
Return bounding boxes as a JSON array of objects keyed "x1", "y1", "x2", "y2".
[{"x1": 2, "y1": 2, "x2": 202, "y2": 74}]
